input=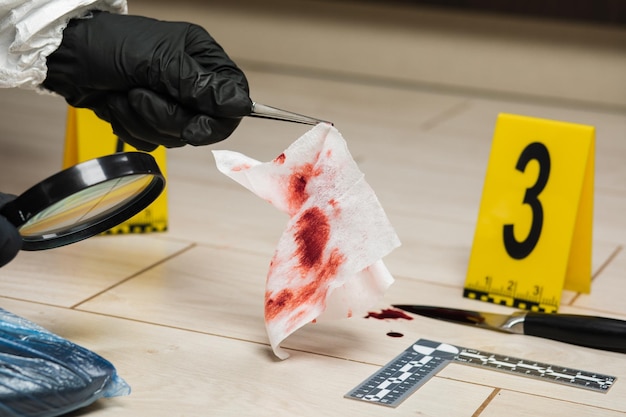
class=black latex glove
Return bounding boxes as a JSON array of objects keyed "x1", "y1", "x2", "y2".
[
  {"x1": 43, "y1": 11, "x2": 252, "y2": 151},
  {"x1": 0, "y1": 193, "x2": 21, "y2": 267}
]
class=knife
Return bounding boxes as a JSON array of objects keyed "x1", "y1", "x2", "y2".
[{"x1": 392, "y1": 305, "x2": 626, "y2": 353}]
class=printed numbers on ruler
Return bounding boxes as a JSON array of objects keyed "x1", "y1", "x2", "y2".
[{"x1": 464, "y1": 114, "x2": 595, "y2": 313}]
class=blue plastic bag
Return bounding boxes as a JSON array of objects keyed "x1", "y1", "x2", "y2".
[{"x1": 0, "y1": 308, "x2": 130, "y2": 416}]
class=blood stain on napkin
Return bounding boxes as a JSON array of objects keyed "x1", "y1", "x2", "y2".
[{"x1": 213, "y1": 123, "x2": 401, "y2": 359}]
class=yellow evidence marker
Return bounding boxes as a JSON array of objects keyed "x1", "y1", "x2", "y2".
[
  {"x1": 63, "y1": 107, "x2": 168, "y2": 235},
  {"x1": 464, "y1": 113, "x2": 594, "y2": 313}
]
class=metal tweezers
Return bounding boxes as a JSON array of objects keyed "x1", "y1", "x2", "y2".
[{"x1": 249, "y1": 102, "x2": 332, "y2": 126}]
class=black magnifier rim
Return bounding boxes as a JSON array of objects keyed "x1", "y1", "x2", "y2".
[{"x1": 0, "y1": 152, "x2": 165, "y2": 251}]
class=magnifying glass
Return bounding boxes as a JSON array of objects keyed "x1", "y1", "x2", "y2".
[{"x1": 0, "y1": 152, "x2": 165, "y2": 251}]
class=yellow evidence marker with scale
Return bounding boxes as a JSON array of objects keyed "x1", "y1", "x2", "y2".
[
  {"x1": 464, "y1": 113, "x2": 594, "y2": 313},
  {"x1": 62, "y1": 106, "x2": 168, "y2": 235}
]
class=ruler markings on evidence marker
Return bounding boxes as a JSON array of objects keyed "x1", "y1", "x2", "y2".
[{"x1": 345, "y1": 339, "x2": 616, "y2": 408}]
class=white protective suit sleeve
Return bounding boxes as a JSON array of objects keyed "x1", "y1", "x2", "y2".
[{"x1": 0, "y1": 0, "x2": 127, "y2": 90}]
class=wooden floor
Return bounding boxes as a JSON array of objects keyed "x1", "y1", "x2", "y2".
[{"x1": 0, "y1": 1, "x2": 625, "y2": 416}]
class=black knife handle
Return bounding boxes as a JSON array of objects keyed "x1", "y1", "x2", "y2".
[{"x1": 524, "y1": 312, "x2": 626, "y2": 353}]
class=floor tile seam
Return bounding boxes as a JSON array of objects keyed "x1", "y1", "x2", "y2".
[
  {"x1": 68, "y1": 242, "x2": 197, "y2": 310},
  {"x1": 0, "y1": 297, "x2": 259, "y2": 346},
  {"x1": 442, "y1": 377, "x2": 626, "y2": 414},
  {"x1": 40, "y1": 307, "x2": 410, "y2": 365},
  {"x1": 4, "y1": 303, "x2": 624, "y2": 410},
  {"x1": 240, "y1": 60, "x2": 626, "y2": 116},
  {"x1": 72, "y1": 308, "x2": 266, "y2": 343},
  {"x1": 591, "y1": 245, "x2": 623, "y2": 281},
  {"x1": 568, "y1": 245, "x2": 622, "y2": 307},
  {"x1": 471, "y1": 387, "x2": 501, "y2": 417},
  {"x1": 420, "y1": 100, "x2": 473, "y2": 131}
]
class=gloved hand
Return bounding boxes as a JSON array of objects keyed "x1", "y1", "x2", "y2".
[
  {"x1": 43, "y1": 11, "x2": 252, "y2": 151},
  {"x1": 0, "y1": 193, "x2": 21, "y2": 267}
]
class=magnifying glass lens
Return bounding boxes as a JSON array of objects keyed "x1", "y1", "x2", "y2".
[
  {"x1": 19, "y1": 174, "x2": 153, "y2": 237},
  {"x1": 1, "y1": 152, "x2": 165, "y2": 251}
]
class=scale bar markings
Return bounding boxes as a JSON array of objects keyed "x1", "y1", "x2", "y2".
[{"x1": 345, "y1": 339, "x2": 616, "y2": 408}]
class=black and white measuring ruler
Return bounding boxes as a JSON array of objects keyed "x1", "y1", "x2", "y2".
[{"x1": 345, "y1": 339, "x2": 616, "y2": 408}]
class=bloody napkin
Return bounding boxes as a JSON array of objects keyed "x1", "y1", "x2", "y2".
[{"x1": 213, "y1": 123, "x2": 400, "y2": 359}]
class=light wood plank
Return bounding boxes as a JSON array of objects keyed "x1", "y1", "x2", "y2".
[
  {"x1": 76, "y1": 245, "x2": 626, "y2": 411},
  {"x1": 0, "y1": 235, "x2": 189, "y2": 307},
  {"x1": 575, "y1": 247, "x2": 626, "y2": 316},
  {"x1": 478, "y1": 389, "x2": 626, "y2": 417},
  {"x1": 0, "y1": 299, "x2": 494, "y2": 417},
  {"x1": 130, "y1": 0, "x2": 626, "y2": 109}
]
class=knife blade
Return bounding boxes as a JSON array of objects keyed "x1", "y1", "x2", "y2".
[{"x1": 392, "y1": 305, "x2": 626, "y2": 353}]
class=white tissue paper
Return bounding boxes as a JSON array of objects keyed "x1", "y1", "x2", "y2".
[{"x1": 212, "y1": 123, "x2": 401, "y2": 359}]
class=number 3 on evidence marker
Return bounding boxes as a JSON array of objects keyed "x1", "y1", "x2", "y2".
[{"x1": 503, "y1": 142, "x2": 550, "y2": 260}]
